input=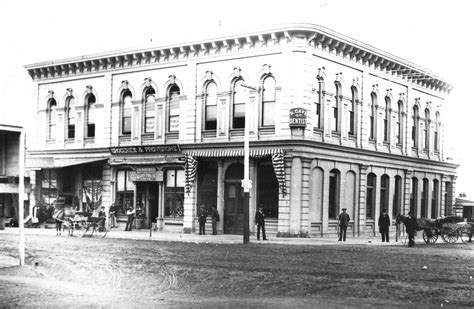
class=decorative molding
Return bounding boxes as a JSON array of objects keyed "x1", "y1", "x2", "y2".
[
  {"x1": 66, "y1": 88, "x2": 73, "y2": 97},
  {"x1": 144, "y1": 77, "x2": 152, "y2": 87},
  {"x1": 122, "y1": 80, "x2": 129, "y2": 89},
  {"x1": 168, "y1": 74, "x2": 176, "y2": 85},
  {"x1": 86, "y1": 85, "x2": 93, "y2": 94},
  {"x1": 233, "y1": 67, "x2": 241, "y2": 78}
]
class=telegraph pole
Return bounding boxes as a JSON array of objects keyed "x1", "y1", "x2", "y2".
[
  {"x1": 241, "y1": 84, "x2": 256, "y2": 244},
  {"x1": 18, "y1": 130, "x2": 25, "y2": 266}
]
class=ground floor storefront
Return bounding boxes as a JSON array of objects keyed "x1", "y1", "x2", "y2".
[{"x1": 26, "y1": 142, "x2": 458, "y2": 237}]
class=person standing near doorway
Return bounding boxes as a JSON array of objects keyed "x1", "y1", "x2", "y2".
[
  {"x1": 255, "y1": 206, "x2": 267, "y2": 240},
  {"x1": 109, "y1": 203, "x2": 117, "y2": 228},
  {"x1": 198, "y1": 205, "x2": 207, "y2": 235},
  {"x1": 338, "y1": 208, "x2": 350, "y2": 241},
  {"x1": 125, "y1": 202, "x2": 135, "y2": 231},
  {"x1": 378, "y1": 209, "x2": 391, "y2": 242},
  {"x1": 210, "y1": 206, "x2": 219, "y2": 235}
]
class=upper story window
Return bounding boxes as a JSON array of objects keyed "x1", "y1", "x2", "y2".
[
  {"x1": 332, "y1": 83, "x2": 341, "y2": 132},
  {"x1": 383, "y1": 97, "x2": 390, "y2": 143},
  {"x1": 204, "y1": 81, "x2": 217, "y2": 130},
  {"x1": 315, "y1": 79, "x2": 324, "y2": 129},
  {"x1": 412, "y1": 105, "x2": 419, "y2": 147},
  {"x1": 348, "y1": 87, "x2": 356, "y2": 135},
  {"x1": 86, "y1": 94, "x2": 96, "y2": 138},
  {"x1": 121, "y1": 90, "x2": 132, "y2": 135},
  {"x1": 261, "y1": 75, "x2": 275, "y2": 127},
  {"x1": 396, "y1": 100, "x2": 403, "y2": 145},
  {"x1": 434, "y1": 112, "x2": 440, "y2": 151},
  {"x1": 66, "y1": 96, "x2": 75, "y2": 139},
  {"x1": 168, "y1": 85, "x2": 180, "y2": 132},
  {"x1": 144, "y1": 87, "x2": 156, "y2": 134},
  {"x1": 232, "y1": 78, "x2": 245, "y2": 129},
  {"x1": 369, "y1": 93, "x2": 377, "y2": 140},
  {"x1": 47, "y1": 98, "x2": 57, "y2": 140},
  {"x1": 423, "y1": 108, "x2": 430, "y2": 151}
]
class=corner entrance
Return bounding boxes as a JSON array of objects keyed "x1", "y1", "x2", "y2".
[{"x1": 224, "y1": 163, "x2": 244, "y2": 235}]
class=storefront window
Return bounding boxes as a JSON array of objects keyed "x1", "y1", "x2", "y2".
[
  {"x1": 116, "y1": 170, "x2": 135, "y2": 215},
  {"x1": 164, "y1": 169, "x2": 184, "y2": 218},
  {"x1": 41, "y1": 169, "x2": 58, "y2": 206}
]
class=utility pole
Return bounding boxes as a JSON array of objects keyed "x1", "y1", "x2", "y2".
[
  {"x1": 240, "y1": 84, "x2": 256, "y2": 244},
  {"x1": 18, "y1": 130, "x2": 25, "y2": 266}
]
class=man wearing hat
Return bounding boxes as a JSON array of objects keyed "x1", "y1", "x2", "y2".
[
  {"x1": 406, "y1": 211, "x2": 418, "y2": 247},
  {"x1": 378, "y1": 209, "x2": 391, "y2": 242},
  {"x1": 338, "y1": 208, "x2": 350, "y2": 241}
]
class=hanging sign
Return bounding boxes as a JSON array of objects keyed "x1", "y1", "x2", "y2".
[
  {"x1": 289, "y1": 108, "x2": 307, "y2": 128},
  {"x1": 129, "y1": 168, "x2": 164, "y2": 182}
]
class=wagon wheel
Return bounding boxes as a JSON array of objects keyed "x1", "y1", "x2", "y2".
[
  {"x1": 458, "y1": 225, "x2": 472, "y2": 244},
  {"x1": 95, "y1": 225, "x2": 108, "y2": 238},
  {"x1": 422, "y1": 229, "x2": 438, "y2": 244},
  {"x1": 441, "y1": 227, "x2": 458, "y2": 243},
  {"x1": 80, "y1": 222, "x2": 89, "y2": 237}
]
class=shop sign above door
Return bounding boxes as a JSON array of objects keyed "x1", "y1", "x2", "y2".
[
  {"x1": 129, "y1": 168, "x2": 164, "y2": 182},
  {"x1": 109, "y1": 144, "x2": 181, "y2": 155}
]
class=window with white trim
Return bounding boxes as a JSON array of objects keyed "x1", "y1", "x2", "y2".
[
  {"x1": 144, "y1": 87, "x2": 155, "y2": 134},
  {"x1": 121, "y1": 90, "x2": 132, "y2": 135},
  {"x1": 66, "y1": 96, "x2": 75, "y2": 139},
  {"x1": 168, "y1": 85, "x2": 180, "y2": 132},
  {"x1": 47, "y1": 98, "x2": 57, "y2": 140},
  {"x1": 261, "y1": 75, "x2": 275, "y2": 127},
  {"x1": 232, "y1": 79, "x2": 245, "y2": 129},
  {"x1": 86, "y1": 94, "x2": 96, "y2": 138},
  {"x1": 204, "y1": 81, "x2": 217, "y2": 130}
]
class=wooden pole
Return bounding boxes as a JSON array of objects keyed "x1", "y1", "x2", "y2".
[{"x1": 18, "y1": 130, "x2": 25, "y2": 266}]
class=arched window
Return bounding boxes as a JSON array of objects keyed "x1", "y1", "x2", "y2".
[
  {"x1": 380, "y1": 174, "x2": 389, "y2": 213},
  {"x1": 434, "y1": 112, "x2": 440, "y2": 151},
  {"x1": 432, "y1": 179, "x2": 439, "y2": 218},
  {"x1": 349, "y1": 87, "x2": 356, "y2": 135},
  {"x1": 412, "y1": 105, "x2": 419, "y2": 147},
  {"x1": 121, "y1": 90, "x2": 132, "y2": 135},
  {"x1": 86, "y1": 94, "x2": 96, "y2": 138},
  {"x1": 332, "y1": 83, "x2": 341, "y2": 132},
  {"x1": 410, "y1": 177, "x2": 418, "y2": 214},
  {"x1": 168, "y1": 85, "x2": 180, "y2": 132},
  {"x1": 396, "y1": 100, "x2": 403, "y2": 145},
  {"x1": 421, "y1": 178, "x2": 429, "y2": 218},
  {"x1": 66, "y1": 96, "x2": 75, "y2": 139},
  {"x1": 315, "y1": 79, "x2": 324, "y2": 129},
  {"x1": 47, "y1": 98, "x2": 57, "y2": 140},
  {"x1": 424, "y1": 108, "x2": 430, "y2": 151},
  {"x1": 393, "y1": 175, "x2": 402, "y2": 217},
  {"x1": 204, "y1": 81, "x2": 217, "y2": 130},
  {"x1": 366, "y1": 173, "x2": 376, "y2": 219},
  {"x1": 370, "y1": 93, "x2": 377, "y2": 140},
  {"x1": 262, "y1": 76, "x2": 275, "y2": 127},
  {"x1": 232, "y1": 79, "x2": 245, "y2": 129},
  {"x1": 144, "y1": 87, "x2": 156, "y2": 133},
  {"x1": 328, "y1": 169, "x2": 340, "y2": 219},
  {"x1": 383, "y1": 97, "x2": 390, "y2": 142}
]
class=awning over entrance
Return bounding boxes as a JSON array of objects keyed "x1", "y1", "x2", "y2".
[
  {"x1": 26, "y1": 157, "x2": 108, "y2": 169},
  {"x1": 183, "y1": 148, "x2": 286, "y2": 196}
]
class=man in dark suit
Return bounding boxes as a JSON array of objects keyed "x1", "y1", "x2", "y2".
[
  {"x1": 338, "y1": 208, "x2": 350, "y2": 241},
  {"x1": 406, "y1": 211, "x2": 418, "y2": 247},
  {"x1": 255, "y1": 206, "x2": 267, "y2": 240},
  {"x1": 378, "y1": 209, "x2": 391, "y2": 242},
  {"x1": 198, "y1": 205, "x2": 207, "y2": 235}
]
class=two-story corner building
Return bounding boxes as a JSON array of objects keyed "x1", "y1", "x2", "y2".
[
  {"x1": 0, "y1": 124, "x2": 30, "y2": 228},
  {"x1": 24, "y1": 23, "x2": 457, "y2": 238}
]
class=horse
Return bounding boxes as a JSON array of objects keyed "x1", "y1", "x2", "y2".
[{"x1": 52, "y1": 205, "x2": 80, "y2": 236}]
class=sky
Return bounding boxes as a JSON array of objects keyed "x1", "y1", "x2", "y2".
[{"x1": 1, "y1": 0, "x2": 473, "y2": 197}]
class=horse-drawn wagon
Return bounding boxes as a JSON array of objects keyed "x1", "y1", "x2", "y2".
[
  {"x1": 396, "y1": 214, "x2": 472, "y2": 244},
  {"x1": 55, "y1": 209, "x2": 107, "y2": 238}
]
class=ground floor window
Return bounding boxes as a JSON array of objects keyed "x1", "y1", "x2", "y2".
[
  {"x1": 410, "y1": 177, "x2": 418, "y2": 214},
  {"x1": 164, "y1": 168, "x2": 184, "y2": 218},
  {"x1": 41, "y1": 169, "x2": 58, "y2": 206},
  {"x1": 393, "y1": 176, "x2": 402, "y2": 217},
  {"x1": 116, "y1": 169, "x2": 135, "y2": 215},
  {"x1": 197, "y1": 161, "x2": 218, "y2": 214},
  {"x1": 257, "y1": 161, "x2": 279, "y2": 218},
  {"x1": 328, "y1": 169, "x2": 340, "y2": 219},
  {"x1": 366, "y1": 173, "x2": 376, "y2": 219}
]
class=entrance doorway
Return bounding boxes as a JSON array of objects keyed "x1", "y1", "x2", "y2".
[
  {"x1": 136, "y1": 182, "x2": 159, "y2": 228},
  {"x1": 224, "y1": 163, "x2": 244, "y2": 234}
]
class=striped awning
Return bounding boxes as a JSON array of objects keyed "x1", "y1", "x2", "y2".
[{"x1": 184, "y1": 148, "x2": 284, "y2": 158}]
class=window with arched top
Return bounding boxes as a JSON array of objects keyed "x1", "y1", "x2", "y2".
[
  {"x1": 412, "y1": 105, "x2": 419, "y2": 147},
  {"x1": 393, "y1": 175, "x2": 402, "y2": 217},
  {"x1": 47, "y1": 98, "x2": 57, "y2": 140},
  {"x1": 314, "y1": 79, "x2": 324, "y2": 129},
  {"x1": 349, "y1": 87, "x2": 357, "y2": 135},
  {"x1": 410, "y1": 177, "x2": 418, "y2": 214},
  {"x1": 434, "y1": 112, "x2": 440, "y2": 151},
  {"x1": 168, "y1": 85, "x2": 180, "y2": 132},
  {"x1": 332, "y1": 83, "x2": 341, "y2": 132},
  {"x1": 380, "y1": 174, "x2": 389, "y2": 213},
  {"x1": 232, "y1": 79, "x2": 245, "y2": 129},
  {"x1": 66, "y1": 96, "x2": 75, "y2": 139},
  {"x1": 86, "y1": 94, "x2": 96, "y2": 138},
  {"x1": 421, "y1": 178, "x2": 429, "y2": 218},
  {"x1": 370, "y1": 93, "x2": 377, "y2": 140},
  {"x1": 121, "y1": 90, "x2": 132, "y2": 135},
  {"x1": 328, "y1": 169, "x2": 340, "y2": 219},
  {"x1": 261, "y1": 76, "x2": 275, "y2": 127},
  {"x1": 144, "y1": 87, "x2": 156, "y2": 133},
  {"x1": 366, "y1": 173, "x2": 376, "y2": 219},
  {"x1": 383, "y1": 97, "x2": 390, "y2": 142},
  {"x1": 432, "y1": 179, "x2": 439, "y2": 218},
  {"x1": 204, "y1": 81, "x2": 217, "y2": 130},
  {"x1": 424, "y1": 108, "x2": 430, "y2": 151},
  {"x1": 396, "y1": 100, "x2": 403, "y2": 145}
]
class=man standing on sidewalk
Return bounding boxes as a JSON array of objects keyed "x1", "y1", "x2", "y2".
[
  {"x1": 378, "y1": 209, "x2": 391, "y2": 242},
  {"x1": 338, "y1": 208, "x2": 350, "y2": 241},
  {"x1": 125, "y1": 203, "x2": 135, "y2": 231},
  {"x1": 255, "y1": 206, "x2": 267, "y2": 240}
]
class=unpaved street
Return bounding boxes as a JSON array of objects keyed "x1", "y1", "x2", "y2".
[{"x1": 0, "y1": 233, "x2": 472, "y2": 308}]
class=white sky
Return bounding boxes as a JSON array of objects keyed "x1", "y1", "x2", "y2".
[{"x1": 1, "y1": 0, "x2": 472, "y2": 197}]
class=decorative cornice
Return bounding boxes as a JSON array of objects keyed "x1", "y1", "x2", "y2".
[{"x1": 24, "y1": 23, "x2": 452, "y2": 94}]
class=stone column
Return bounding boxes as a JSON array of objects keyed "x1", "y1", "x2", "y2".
[
  {"x1": 403, "y1": 170, "x2": 412, "y2": 215},
  {"x1": 357, "y1": 165, "x2": 368, "y2": 235},
  {"x1": 290, "y1": 156, "x2": 302, "y2": 236},
  {"x1": 217, "y1": 160, "x2": 224, "y2": 234}
]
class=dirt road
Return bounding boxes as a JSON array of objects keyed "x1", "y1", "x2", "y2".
[{"x1": 0, "y1": 233, "x2": 472, "y2": 308}]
